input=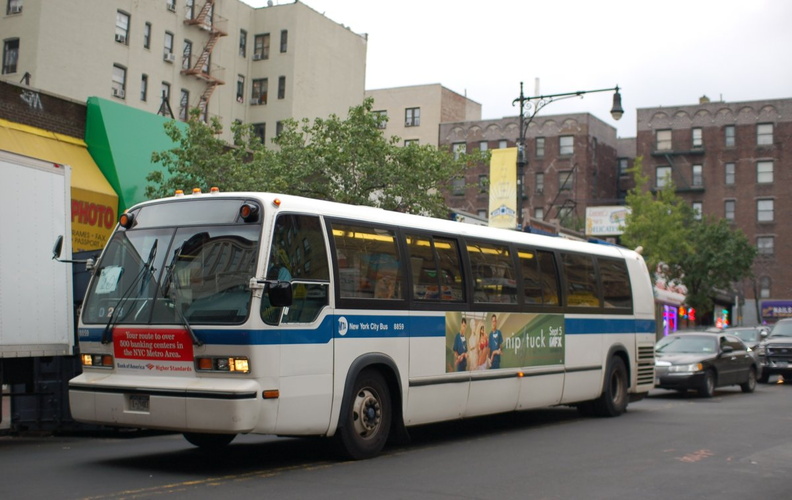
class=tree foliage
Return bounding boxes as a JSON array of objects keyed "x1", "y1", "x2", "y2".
[
  {"x1": 148, "y1": 99, "x2": 486, "y2": 218},
  {"x1": 622, "y1": 157, "x2": 756, "y2": 321}
]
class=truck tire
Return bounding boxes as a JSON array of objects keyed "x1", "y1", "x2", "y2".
[{"x1": 335, "y1": 369, "x2": 391, "y2": 460}]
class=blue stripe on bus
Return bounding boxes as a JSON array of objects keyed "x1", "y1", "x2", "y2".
[{"x1": 79, "y1": 316, "x2": 655, "y2": 346}]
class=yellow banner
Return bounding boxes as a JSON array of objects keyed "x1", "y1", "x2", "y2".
[{"x1": 488, "y1": 148, "x2": 518, "y2": 229}]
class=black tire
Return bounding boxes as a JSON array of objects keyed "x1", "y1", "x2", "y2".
[
  {"x1": 589, "y1": 356, "x2": 629, "y2": 417},
  {"x1": 758, "y1": 371, "x2": 770, "y2": 384},
  {"x1": 183, "y1": 432, "x2": 236, "y2": 450},
  {"x1": 740, "y1": 367, "x2": 757, "y2": 393},
  {"x1": 335, "y1": 369, "x2": 391, "y2": 460},
  {"x1": 698, "y1": 369, "x2": 716, "y2": 398}
]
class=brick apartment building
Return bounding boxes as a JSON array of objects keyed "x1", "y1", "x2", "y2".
[{"x1": 637, "y1": 97, "x2": 792, "y2": 325}]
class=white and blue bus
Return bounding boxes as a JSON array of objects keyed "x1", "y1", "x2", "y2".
[{"x1": 69, "y1": 191, "x2": 656, "y2": 459}]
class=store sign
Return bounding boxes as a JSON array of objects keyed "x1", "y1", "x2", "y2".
[{"x1": 762, "y1": 301, "x2": 792, "y2": 320}]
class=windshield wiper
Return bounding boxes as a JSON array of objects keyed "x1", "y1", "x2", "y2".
[
  {"x1": 159, "y1": 245, "x2": 203, "y2": 346},
  {"x1": 101, "y1": 240, "x2": 158, "y2": 344}
]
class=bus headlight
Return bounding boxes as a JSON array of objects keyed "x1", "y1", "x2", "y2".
[
  {"x1": 196, "y1": 356, "x2": 250, "y2": 373},
  {"x1": 81, "y1": 353, "x2": 114, "y2": 368}
]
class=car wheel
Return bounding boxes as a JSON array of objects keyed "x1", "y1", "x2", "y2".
[
  {"x1": 698, "y1": 369, "x2": 716, "y2": 398},
  {"x1": 740, "y1": 367, "x2": 757, "y2": 393}
]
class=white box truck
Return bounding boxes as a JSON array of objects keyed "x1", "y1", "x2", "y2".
[{"x1": 0, "y1": 150, "x2": 75, "y2": 428}]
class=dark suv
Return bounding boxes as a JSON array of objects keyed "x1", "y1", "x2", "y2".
[{"x1": 756, "y1": 318, "x2": 792, "y2": 383}]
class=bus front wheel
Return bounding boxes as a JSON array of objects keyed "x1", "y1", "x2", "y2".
[
  {"x1": 335, "y1": 369, "x2": 392, "y2": 460},
  {"x1": 183, "y1": 432, "x2": 236, "y2": 450},
  {"x1": 589, "y1": 356, "x2": 629, "y2": 417}
]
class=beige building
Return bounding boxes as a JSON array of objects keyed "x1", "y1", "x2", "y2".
[
  {"x1": 366, "y1": 84, "x2": 481, "y2": 147},
  {"x1": 0, "y1": 0, "x2": 367, "y2": 143}
]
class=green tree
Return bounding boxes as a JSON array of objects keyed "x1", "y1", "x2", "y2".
[{"x1": 148, "y1": 99, "x2": 485, "y2": 218}]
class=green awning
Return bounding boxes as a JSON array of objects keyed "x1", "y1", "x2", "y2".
[{"x1": 85, "y1": 97, "x2": 185, "y2": 212}]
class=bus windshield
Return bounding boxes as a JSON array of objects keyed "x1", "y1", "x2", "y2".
[{"x1": 82, "y1": 224, "x2": 260, "y2": 326}]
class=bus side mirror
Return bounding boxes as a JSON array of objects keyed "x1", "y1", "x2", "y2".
[
  {"x1": 52, "y1": 235, "x2": 64, "y2": 260},
  {"x1": 269, "y1": 281, "x2": 293, "y2": 308}
]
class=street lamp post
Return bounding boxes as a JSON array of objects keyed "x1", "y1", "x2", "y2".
[{"x1": 512, "y1": 83, "x2": 624, "y2": 230}]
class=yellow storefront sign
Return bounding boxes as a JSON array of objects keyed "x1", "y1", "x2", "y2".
[
  {"x1": 488, "y1": 148, "x2": 518, "y2": 229},
  {"x1": 0, "y1": 119, "x2": 118, "y2": 251}
]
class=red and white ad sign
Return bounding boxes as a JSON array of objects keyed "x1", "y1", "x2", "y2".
[{"x1": 113, "y1": 328, "x2": 195, "y2": 374}]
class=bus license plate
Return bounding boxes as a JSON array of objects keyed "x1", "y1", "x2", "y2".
[{"x1": 128, "y1": 394, "x2": 150, "y2": 412}]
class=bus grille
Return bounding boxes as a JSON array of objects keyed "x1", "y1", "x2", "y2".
[{"x1": 636, "y1": 344, "x2": 655, "y2": 387}]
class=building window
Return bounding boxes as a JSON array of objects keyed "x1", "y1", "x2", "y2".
[
  {"x1": 403, "y1": 139, "x2": 418, "y2": 146},
  {"x1": 757, "y1": 123, "x2": 773, "y2": 145},
  {"x1": 692, "y1": 202, "x2": 702, "y2": 220},
  {"x1": 559, "y1": 136, "x2": 574, "y2": 155},
  {"x1": 144, "y1": 22, "x2": 151, "y2": 49},
  {"x1": 478, "y1": 175, "x2": 488, "y2": 193},
  {"x1": 252, "y1": 123, "x2": 265, "y2": 144},
  {"x1": 2, "y1": 38, "x2": 19, "y2": 74},
  {"x1": 251, "y1": 78, "x2": 267, "y2": 104},
  {"x1": 692, "y1": 128, "x2": 703, "y2": 148},
  {"x1": 405, "y1": 107, "x2": 420, "y2": 127},
  {"x1": 236, "y1": 75, "x2": 245, "y2": 103},
  {"x1": 757, "y1": 236, "x2": 774, "y2": 256},
  {"x1": 179, "y1": 89, "x2": 189, "y2": 120},
  {"x1": 559, "y1": 170, "x2": 573, "y2": 191},
  {"x1": 373, "y1": 110, "x2": 387, "y2": 129},
  {"x1": 724, "y1": 200, "x2": 735, "y2": 221},
  {"x1": 536, "y1": 137, "x2": 545, "y2": 157},
  {"x1": 759, "y1": 277, "x2": 771, "y2": 299},
  {"x1": 115, "y1": 11, "x2": 130, "y2": 44},
  {"x1": 534, "y1": 207, "x2": 544, "y2": 220},
  {"x1": 656, "y1": 129, "x2": 672, "y2": 151},
  {"x1": 182, "y1": 40, "x2": 192, "y2": 70},
  {"x1": 161, "y1": 82, "x2": 170, "y2": 101},
  {"x1": 239, "y1": 29, "x2": 247, "y2": 57},
  {"x1": 275, "y1": 121, "x2": 284, "y2": 137},
  {"x1": 757, "y1": 161, "x2": 773, "y2": 183},
  {"x1": 253, "y1": 33, "x2": 270, "y2": 60},
  {"x1": 7, "y1": 0, "x2": 23, "y2": 15},
  {"x1": 451, "y1": 177, "x2": 465, "y2": 196},
  {"x1": 618, "y1": 158, "x2": 629, "y2": 175},
  {"x1": 185, "y1": 0, "x2": 194, "y2": 19},
  {"x1": 725, "y1": 162, "x2": 735, "y2": 185},
  {"x1": 656, "y1": 166, "x2": 671, "y2": 188},
  {"x1": 558, "y1": 206, "x2": 573, "y2": 223},
  {"x1": 280, "y1": 30, "x2": 288, "y2": 53},
  {"x1": 277, "y1": 76, "x2": 286, "y2": 99},
  {"x1": 724, "y1": 125, "x2": 735, "y2": 147},
  {"x1": 479, "y1": 141, "x2": 488, "y2": 151},
  {"x1": 692, "y1": 164, "x2": 703, "y2": 187},
  {"x1": 111, "y1": 64, "x2": 126, "y2": 98},
  {"x1": 164, "y1": 31, "x2": 174, "y2": 60},
  {"x1": 535, "y1": 173, "x2": 544, "y2": 194},
  {"x1": 140, "y1": 74, "x2": 148, "y2": 101},
  {"x1": 757, "y1": 199, "x2": 774, "y2": 222},
  {"x1": 498, "y1": 140, "x2": 507, "y2": 149},
  {"x1": 452, "y1": 142, "x2": 466, "y2": 160}
]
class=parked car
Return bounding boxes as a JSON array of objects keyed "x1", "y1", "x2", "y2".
[
  {"x1": 725, "y1": 326, "x2": 767, "y2": 351},
  {"x1": 755, "y1": 318, "x2": 792, "y2": 383},
  {"x1": 654, "y1": 331, "x2": 758, "y2": 397}
]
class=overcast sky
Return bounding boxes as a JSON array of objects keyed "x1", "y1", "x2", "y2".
[{"x1": 245, "y1": 0, "x2": 792, "y2": 138}]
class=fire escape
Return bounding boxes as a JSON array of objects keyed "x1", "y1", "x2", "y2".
[{"x1": 181, "y1": 0, "x2": 227, "y2": 116}]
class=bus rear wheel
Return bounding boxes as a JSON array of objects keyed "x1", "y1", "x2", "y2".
[
  {"x1": 589, "y1": 356, "x2": 629, "y2": 417},
  {"x1": 335, "y1": 369, "x2": 391, "y2": 460},
  {"x1": 183, "y1": 432, "x2": 236, "y2": 450}
]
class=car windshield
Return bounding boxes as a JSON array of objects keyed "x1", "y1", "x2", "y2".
[
  {"x1": 769, "y1": 321, "x2": 792, "y2": 338},
  {"x1": 656, "y1": 335, "x2": 717, "y2": 354},
  {"x1": 731, "y1": 329, "x2": 759, "y2": 343}
]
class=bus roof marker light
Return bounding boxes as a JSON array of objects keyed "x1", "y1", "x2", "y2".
[
  {"x1": 272, "y1": 198, "x2": 281, "y2": 208},
  {"x1": 210, "y1": 186, "x2": 220, "y2": 194},
  {"x1": 192, "y1": 188, "x2": 202, "y2": 195},
  {"x1": 174, "y1": 189, "x2": 184, "y2": 197},
  {"x1": 239, "y1": 203, "x2": 260, "y2": 222}
]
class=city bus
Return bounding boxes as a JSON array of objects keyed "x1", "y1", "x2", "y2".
[{"x1": 69, "y1": 191, "x2": 656, "y2": 459}]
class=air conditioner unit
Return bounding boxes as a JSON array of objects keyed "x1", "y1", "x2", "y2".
[
  {"x1": 249, "y1": 98, "x2": 260, "y2": 105},
  {"x1": 9, "y1": 5, "x2": 22, "y2": 14},
  {"x1": 112, "y1": 88, "x2": 125, "y2": 99},
  {"x1": 166, "y1": 2, "x2": 176, "y2": 11},
  {"x1": 115, "y1": 33, "x2": 127, "y2": 44},
  {"x1": 252, "y1": 54, "x2": 263, "y2": 61},
  {"x1": 164, "y1": 52, "x2": 175, "y2": 63}
]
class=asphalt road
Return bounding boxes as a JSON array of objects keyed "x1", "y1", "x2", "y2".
[{"x1": 2, "y1": 381, "x2": 791, "y2": 499}]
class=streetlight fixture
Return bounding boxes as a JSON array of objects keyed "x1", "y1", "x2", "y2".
[{"x1": 512, "y1": 82, "x2": 623, "y2": 230}]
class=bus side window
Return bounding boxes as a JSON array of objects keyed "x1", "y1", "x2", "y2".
[
  {"x1": 537, "y1": 250, "x2": 560, "y2": 305},
  {"x1": 562, "y1": 252, "x2": 600, "y2": 308},
  {"x1": 468, "y1": 241, "x2": 517, "y2": 304},
  {"x1": 405, "y1": 234, "x2": 464, "y2": 302},
  {"x1": 332, "y1": 223, "x2": 402, "y2": 300},
  {"x1": 598, "y1": 258, "x2": 633, "y2": 309}
]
